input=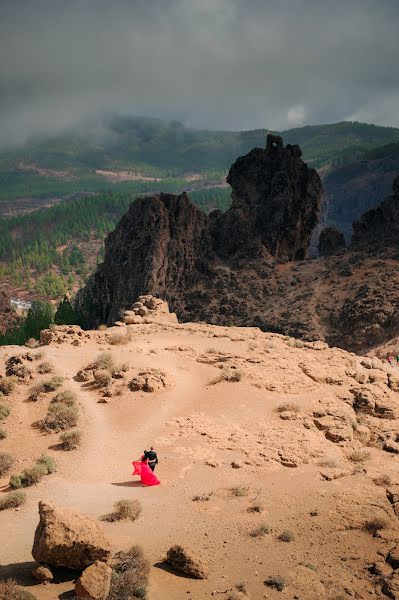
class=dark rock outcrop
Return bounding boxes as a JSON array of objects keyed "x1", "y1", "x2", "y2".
[
  {"x1": 352, "y1": 176, "x2": 399, "y2": 245},
  {"x1": 76, "y1": 136, "x2": 322, "y2": 326},
  {"x1": 318, "y1": 227, "x2": 346, "y2": 256}
]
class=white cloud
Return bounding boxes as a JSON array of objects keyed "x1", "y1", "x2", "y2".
[{"x1": 287, "y1": 105, "x2": 306, "y2": 126}]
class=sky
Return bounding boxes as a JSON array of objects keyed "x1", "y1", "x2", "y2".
[{"x1": 1, "y1": 0, "x2": 399, "y2": 146}]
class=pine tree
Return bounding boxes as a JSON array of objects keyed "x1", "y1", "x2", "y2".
[{"x1": 54, "y1": 295, "x2": 78, "y2": 325}]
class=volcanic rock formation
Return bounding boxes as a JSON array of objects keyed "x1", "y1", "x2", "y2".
[
  {"x1": 76, "y1": 135, "x2": 322, "y2": 326},
  {"x1": 318, "y1": 226, "x2": 346, "y2": 256},
  {"x1": 352, "y1": 176, "x2": 399, "y2": 245}
]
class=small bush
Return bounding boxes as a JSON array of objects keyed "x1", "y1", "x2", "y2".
[
  {"x1": 250, "y1": 524, "x2": 271, "y2": 537},
  {"x1": 0, "y1": 452, "x2": 14, "y2": 476},
  {"x1": 20, "y1": 464, "x2": 48, "y2": 486},
  {"x1": 43, "y1": 376, "x2": 64, "y2": 392},
  {"x1": 0, "y1": 428, "x2": 6, "y2": 440},
  {"x1": 247, "y1": 504, "x2": 263, "y2": 513},
  {"x1": 9, "y1": 474, "x2": 23, "y2": 489},
  {"x1": 108, "y1": 545, "x2": 150, "y2": 600},
  {"x1": 231, "y1": 486, "x2": 249, "y2": 497},
  {"x1": 317, "y1": 458, "x2": 339, "y2": 468},
  {"x1": 0, "y1": 377, "x2": 17, "y2": 396},
  {"x1": 0, "y1": 491, "x2": 26, "y2": 511},
  {"x1": 347, "y1": 450, "x2": 371, "y2": 463},
  {"x1": 210, "y1": 367, "x2": 243, "y2": 385},
  {"x1": 364, "y1": 517, "x2": 389, "y2": 534},
  {"x1": 103, "y1": 499, "x2": 142, "y2": 522},
  {"x1": 0, "y1": 579, "x2": 38, "y2": 599},
  {"x1": 37, "y1": 361, "x2": 54, "y2": 374},
  {"x1": 373, "y1": 474, "x2": 391, "y2": 487},
  {"x1": 0, "y1": 404, "x2": 11, "y2": 420},
  {"x1": 28, "y1": 383, "x2": 45, "y2": 401},
  {"x1": 37, "y1": 454, "x2": 57, "y2": 474},
  {"x1": 94, "y1": 369, "x2": 112, "y2": 387},
  {"x1": 276, "y1": 402, "x2": 300, "y2": 413},
  {"x1": 278, "y1": 530, "x2": 295, "y2": 542},
  {"x1": 235, "y1": 583, "x2": 247, "y2": 594},
  {"x1": 192, "y1": 493, "x2": 212, "y2": 502},
  {"x1": 98, "y1": 324, "x2": 108, "y2": 331},
  {"x1": 25, "y1": 337, "x2": 39, "y2": 348},
  {"x1": 264, "y1": 576, "x2": 286, "y2": 591},
  {"x1": 53, "y1": 390, "x2": 77, "y2": 406},
  {"x1": 60, "y1": 429, "x2": 81, "y2": 450},
  {"x1": 42, "y1": 402, "x2": 78, "y2": 431},
  {"x1": 94, "y1": 352, "x2": 115, "y2": 372},
  {"x1": 108, "y1": 331, "x2": 132, "y2": 346}
]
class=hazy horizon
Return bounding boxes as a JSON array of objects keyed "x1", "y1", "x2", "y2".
[{"x1": 1, "y1": 0, "x2": 399, "y2": 147}]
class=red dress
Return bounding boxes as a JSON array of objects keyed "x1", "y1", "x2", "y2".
[{"x1": 132, "y1": 460, "x2": 160, "y2": 486}]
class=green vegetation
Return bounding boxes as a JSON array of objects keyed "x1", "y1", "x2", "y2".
[
  {"x1": 9, "y1": 455, "x2": 57, "y2": 489},
  {"x1": 0, "y1": 301, "x2": 54, "y2": 346}
]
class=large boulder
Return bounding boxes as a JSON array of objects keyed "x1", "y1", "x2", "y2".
[
  {"x1": 166, "y1": 545, "x2": 208, "y2": 579},
  {"x1": 32, "y1": 502, "x2": 112, "y2": 570},
  {"x1": 75, "y1": 561, "x2": 112, "y2": 600}
]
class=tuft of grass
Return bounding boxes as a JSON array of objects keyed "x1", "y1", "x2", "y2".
[
  {"x1": 275, "y1": 401, "x2": 300, "y2": 413},
  {"x1": 364, "y1": 517, "x2": 389, "y2": 534},
  {"x1": 0, "y1": 377, "x2": 17, "y2": 396},
  {"x1": 53, "y1": 390, "x2": 77, "y2": 406},
  {"x1": 60, "y1": 429, "x2": 81, "y2": 450},
  {"x1": 373, "y1": 474, "x2": 391, "y2": 487},
  {"x1": 247, "y1": 504, "x2": 263, "y2": 513},
  {"x1": 231, "y1": 486, "x2": 249, "y2": 497},
  {"x1": 37, "y1": 454, "x2": 57, "y2": 474},
  {"x1": 0, "y1": 579, "x2": 38, "y2": 599},
  {"x1": 250, "y1": 524, "x2": 271, "y2": 537},
  {"x1": 317, "y1": 458, "x2": 339, "y2": 468},
  {"x1": 0, "y1": 404, "x2": 11, "y2": 421},
  {"x1": 0, "y1": 452, "x2": 14, "y2": 476},
  {"x1": 108, "y1": 331, "x2": 132, "y2": 346},
  {"x1": 347, "y1": 450, "x2": 371, "y2": 463},
  {"x1": 278, "y1": 530, "x2": 295, "y2": 542},
  {"x1": 298, "y1": 561, "x2": 317, "y2": 572},
  {"x1": 108, "y1": 545, "x2": 150, "y2": 600},
  {"x1": 0, "y1": 428, "x2": 6, "y2": 440},
  {"x1": 264, "y1": 576, "x2": 286, "y2": 592},
  {"x1": 103, "y1": 499, "x2": 142, "y2": 523},
  {"x1": 41, "y1": 402, "x2": 78, "y2": 431},
  {"x1": 0, "y1": 491, "x2": 26, "y2": 511},
  {"x1": 37, "y1": 362, "x2": 54, "y2": 374},
  {"x1": 210, "y1": 367, "x2": 243, "y2": 385}
]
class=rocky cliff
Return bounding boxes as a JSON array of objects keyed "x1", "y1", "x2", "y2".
[{"x1": 76, "y1": 142, "x2": 399, "y2": 353}]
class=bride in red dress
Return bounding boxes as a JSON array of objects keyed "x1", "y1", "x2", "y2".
[{"x1": 132, "y1": 455, "x2": 160, "y2": 486}]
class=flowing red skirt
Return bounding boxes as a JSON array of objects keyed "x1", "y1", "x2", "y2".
[{"x1": 132, "y1": 461, "x2": 160, "y2": 486}]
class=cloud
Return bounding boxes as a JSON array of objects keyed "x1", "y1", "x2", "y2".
[{"x1": 0, "y1": 0, "x2": 398, "y2": 146}]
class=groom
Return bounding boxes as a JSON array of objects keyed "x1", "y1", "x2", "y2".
[{"x1": 144, "y1": 447, "x2": 158, "y2": 472}]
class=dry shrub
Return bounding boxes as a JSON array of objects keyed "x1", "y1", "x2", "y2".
[
  {"x1": 317, "y1": 458, "x2": 339, "y2": 468},
  {"x1": 28, "y1": 383, "x2": 45, "y2": 401},
  {"x1": 278, "y1": 530, "x2": 295, "y2": 542},
  {"x1": 108, "y1": 331, "x2": 132, "y2": 346},
  {"x1": 25, "y1": 337, "x2": 39, "y2": 349},
  {"x1": 0, "y1": 404, "x2": 10, "y2": 420},
  {"x1": 108, "y1": 545, "x2": 150, "y2": 600},
  {"x1": 42, "y1": 402, "x2": 78, "y2": 431},
  {"x1": 235, "y1": 582, "x2": 247, "y2": 594},
  {"x1": 348, "y1": 450, "x2": 371, "y2": 463},
  {"x1": 264, "y1": 576, "x2": 286, "y2": 591},
  {"x1": 0, "y1": 377, "x2": 17, "y2": 396},
  {"x1": 0, "y1": 452, "x2": 14, "y2": 476},
  {"x1": 250, "y1": 524, "x2": 271, "y2": 537},
  {"x1": 210, "y1": 368, "x2": 243, "y2": 385},
  {"x1": 192, "y1": 494, "x2": 212, "y2": 502},
  {"x1": 275, "y1": 402, "x2": 300, "y2": 413},
  {"x1": 373, "y1": 474, "x2": 391, "y2": 487},
  {"x1": 0, "y1": 491, "x2": 26, "y2": 511},
  {"x1": 37, "y1": 361, "x2": 54, "y2": 374},
  {"x1": 103, "y1": 499, "x2": 142, "y2": 523},
  {"x1": 364, "y1": 517, "x2": 389, "y2": 534},
  {"x1": 94, "y1": 369, "x2": 112, "y2": 387},
  {"x1": 60, "y1": 429, "x2": 81, "y2": 450},
  {"x1": 0, "y1": 579, "x2": 38, "y2": 599},
  {"x1": 37, "y1": 454, "x2": 57, "y2": 474},
  {"x1": 43, "y1": 376, "x2": 64, "y2": 391},
  {"x1": 231, "y1": 486, "x2": 249, "y2": 497},
  {"x1": 93, "y1": 352, "x2": 115, "y2": 372},
  {"x1": 0, "y1": 428, "x2": 6, "y2": 440},
  {"x1": 247, "y1": 504, "x2": 263, "y2": 513},
  {"x1": 53, "y1": 390, "x2": 77, "y2": 406}
]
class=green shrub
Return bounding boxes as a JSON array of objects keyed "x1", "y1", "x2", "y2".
[
  {"x1": 0, "y1": 377, "x2": 17, "y2": 396},
  {"x1": 43, "y1": 376, "x2": 64, "y2": 391},
  {"x1": 60, "y1": 429, "x2": 81, "y2": 450},
  {"x1": 0, "y1": 579, "x2": 38, "y2": 599},
  {"x1": 53, "y1": 390, "x2": 77, "y2": 406},
  {"x1": 0, "y1": 491, "x2": 27, "y2": 511},
  {"x1": 0, "y1": 452, "x2": 14, "y2": 476},
  {"x1": 42, "y1": 402, "x2": 78, "y2": 431},
  {"x1": 20, "y1": 464, "x2": 48, "y2": 486},
  {"x1": 37, "y1": 454, "x2": 57, "y2": 474},
  {"x1": 108, "y1": 545, "x2": 150, "y2": 600},
  {"x1": 103, "y1": 499, "x2": 142, "y2": 523},
  {"x1": 0, "y1": 404, "x2": 11, "y2": 420},
  {"x1": 9, "y1": 474, "x2": 23, "y2": 489}
]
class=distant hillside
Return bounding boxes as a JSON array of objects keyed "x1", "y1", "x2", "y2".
[{"x1": 1, "y1": 117, "x2": 399, "y2": 205}]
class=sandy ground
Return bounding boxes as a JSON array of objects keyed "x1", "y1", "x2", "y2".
[{"x1": 1, "y1": 322, "x2": 399, "y2": 599}]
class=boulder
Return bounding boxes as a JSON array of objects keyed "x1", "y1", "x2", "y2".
[
  {"x1": 32, "y1": 564, "x2": 53, "y2": 583},
  {"x1": 75, "y1": 560, "x2": 112, "y2": 600},
  {"x1": 32, "y1": 502, "x2": 112, "y2": 570},
  {"x1": 166, "y1": 545, "x2": 207, "y2": 579}
]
